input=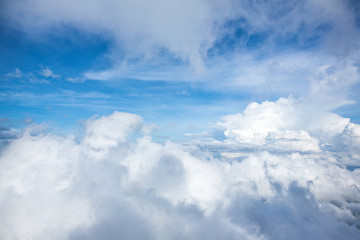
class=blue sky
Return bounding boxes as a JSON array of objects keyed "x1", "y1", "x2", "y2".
[
  {"x1": 0, "y1": 20, "x2": 258, "y2": 138},
  {"x1": 1, "y1": 0, "x2": 359, "y2": 141}
]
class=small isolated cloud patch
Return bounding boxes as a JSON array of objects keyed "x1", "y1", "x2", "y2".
[
  {"x1": 39, "y1": 67, "x2": 60, "y2": 78},
  {"x1": 66, "y1": 77, "x2": 86, "y2": 83},
  {"x1": 6, "y1": 68, "x2": 23, "y2": 78}
]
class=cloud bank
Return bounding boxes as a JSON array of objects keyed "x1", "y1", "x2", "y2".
[{"x1": 1, "y1": 97, "x2": 360, "y2": 240}]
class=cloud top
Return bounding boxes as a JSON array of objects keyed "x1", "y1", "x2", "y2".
[{"x1": 1, "y1": 99, "x2": 360, "y2": 239}]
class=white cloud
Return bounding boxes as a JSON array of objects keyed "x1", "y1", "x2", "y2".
[
  {"x1": 3, "y1": 0, "x2": 237, "y2": 69},
  {"x1": 66, "y1": 77, "x2": 85, "y2": 83},
  {"x1": 39, "y1": 67, "x2": 60, "y2": 78},
  {"x1": 6, "y1": 68, "x2": 23, "y2": 78},
  {"x1": 4, "y1": 0, "x2": 359, "y2": 71},
  {"x1": 217, "y1": 96, "x2": 360, "y2": 155},
  {"x1": 29, "y1": 78, "x2": 51, "y2": 84},
  {"x1": 218, "y1": 97, "x2": 321, "y2": 152},
  {"x1": 1, "y1": 107, "x2": 360, "y2": 239},
  {"x1": 83, "y1": 112, "x2": 143, "y2": 160},
  {"x1": 5, "y1": 67, "x2": 62, "y2": 83}
]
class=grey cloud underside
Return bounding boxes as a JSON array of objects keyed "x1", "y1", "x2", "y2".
[
  {"x1": 1, "y1": 100, "x2": 360, "y2": 240},
  {"x1": 0, "y1": 124, "x2": 19, "y2": 151}
]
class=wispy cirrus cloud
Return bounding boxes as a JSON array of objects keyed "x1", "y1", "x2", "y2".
[
  {"x1": 5, "y1": 67, "x2": 60, "y2": 84},
  {"x1": 6, "y1": 68, "x2": 23, "y2": 78}
]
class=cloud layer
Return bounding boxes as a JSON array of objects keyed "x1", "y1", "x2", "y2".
[
  {"x1": 3, "y1": 0, "x2": 359, "y2": 69},
  {"x1": 1, "y1": 98, "x2": 360, "y2": 239},
  {"x1": 3, "y1": 0, "x2": 235, "y2": 69}
]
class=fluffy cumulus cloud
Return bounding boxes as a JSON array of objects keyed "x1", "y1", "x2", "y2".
[
  {"x1": 217, "y1": 96, "x2": 360, "y2": 155},
  {"x1": 1, "y1": 103, "x2": 360, "y2": 239}
]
